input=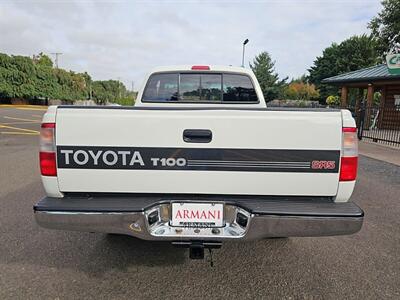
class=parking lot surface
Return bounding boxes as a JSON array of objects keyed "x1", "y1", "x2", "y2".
[{"x1": 0, "y1": 106, "x2": 399, "y2": 299}]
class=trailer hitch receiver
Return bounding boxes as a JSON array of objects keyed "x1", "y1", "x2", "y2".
[{"x1": 172, "y1": 241, "x2": 222, "y2": 262}]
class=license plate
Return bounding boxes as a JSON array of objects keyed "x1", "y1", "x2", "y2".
[{"x1": 171, "y1": 203, "x2": 224, "y2": 227}]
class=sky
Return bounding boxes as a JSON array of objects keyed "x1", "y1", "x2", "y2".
[{"x1": 0, "y1": 0, "x2": 382, "y2": 90}]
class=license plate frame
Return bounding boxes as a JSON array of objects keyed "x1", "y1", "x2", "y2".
[{"x1": 170, "y1": 202, "x2": 224, "y2": 228}]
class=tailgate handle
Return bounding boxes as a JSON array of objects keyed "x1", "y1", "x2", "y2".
[{"x1": 183, "y1": 129, "x2": 212, "y2": 143}]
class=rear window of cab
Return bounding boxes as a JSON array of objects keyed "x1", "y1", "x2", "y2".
[{"x1": 142, "y1": 72, "x2": 258, "y2": 103}]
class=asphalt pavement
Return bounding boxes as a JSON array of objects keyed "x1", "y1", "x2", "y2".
[{"x1": 0, "y1": 105, "x2": 399, "y2": 299}]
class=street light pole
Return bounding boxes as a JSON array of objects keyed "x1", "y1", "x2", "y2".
[
  {"x1": 241, "y1": 39, "x2": 249, "y2": 67},
  {"x1": 117, "y1": 77, "x2": 121, "y2": 99},
  {"x1": 51, "y1": 52, "x2": 63, "y2": 68}
]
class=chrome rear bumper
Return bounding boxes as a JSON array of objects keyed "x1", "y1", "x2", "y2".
[{"x1": 34, "y1": 195, "x2": 363, "y2": 241}]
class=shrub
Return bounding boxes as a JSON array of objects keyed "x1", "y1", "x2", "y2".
[{"x1": 326, "y1": 95, "x2": 340, "y2": 106}]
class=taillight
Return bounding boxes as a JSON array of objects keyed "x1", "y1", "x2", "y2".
[
  {"x1": 191, "y1": 65, "x2": 210, "y2": 70},
  {"x1": 340, "y1": 127, "x2": 358, "y2": 181},
  {"x1": 40, "y1": 123, "x2": 57, "y2": 176}
]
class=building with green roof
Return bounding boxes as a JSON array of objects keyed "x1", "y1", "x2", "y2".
[
  {"x1": 323, "y1": 64, "x2": 400, "y2": 133},
  {"x1": 322, "y1": 64, "x2": 400, "y2": 107},
  {"x1": 322, "y1": 63, "x2": 400, "y2": 146}
]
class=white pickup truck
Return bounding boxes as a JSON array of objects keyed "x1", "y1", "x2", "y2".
[{"x1": 34, "y1": 65, "x2": 363, "y2": 259}]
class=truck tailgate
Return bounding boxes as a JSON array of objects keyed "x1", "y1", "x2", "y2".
[{"x1": 55, "y1": 107, "x2": 342, "y2": 196}]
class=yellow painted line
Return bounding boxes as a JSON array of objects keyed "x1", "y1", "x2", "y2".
[
  {"x1": 25, "y1": 105, "x2": 47, "y2": 108},
  {"x1": 32, "y1": 114, "x2": 43, "y2": 118},
  {"x1": 2, "y1": 121, "x2": 41, "y2": 125},
  {"x1": 16, "y1": 107, "x2": 48, "y2": 111},
  {"x1": 4, "y1": 116, "x2": 40, "y2": 122},
  {"x1": 1, "y1": 131, "x2": 39, "y2": 135},
  {"x1": 0, "y1": 104, "x2": 47, "y2": 108},
  {"x1": 0, "y1": 104, "x2": 17, "y2": 108},
  {"x1": 0, "y1": 124, "x2": 39, "y2": 134}
]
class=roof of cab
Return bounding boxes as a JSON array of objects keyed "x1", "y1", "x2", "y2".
[{"x1": 148, "y1": 65, "x2": 254, "y2": 75}]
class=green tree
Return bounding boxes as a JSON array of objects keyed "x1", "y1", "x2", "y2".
[
  {"x1": 51, "y1": 69, "x2": 87, "y2": 101},
  {"x1": 33, "y1": 52, "x2": 53, "y2": 68},
  {"x1": 35, "y1": 63, "x2": 58, "y2": 99},
  {"x1": 92, "y1": 80, "x2": 127, "y2": 104},
  {"x1": 308, "y1": 35, "x2": 380, "y2": 102},
  {"x1": 0, "y1": 53, "x2": 90, "y2": 101},
  {"x1": 0, "y1": 54, "x2": 37, "y2": 99},
  {"x1": 0, "y1": 54, "x2": 13, "y2": 98},
  {"x1": 368, "y1": 0, "x2": 400, "y2": 58},
  {"x1": 0, "y1": 52, "x2": 134, "y2": 104},
  {"x1": 250, "y1": 51, "x2": 287, "y2": 102}
]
